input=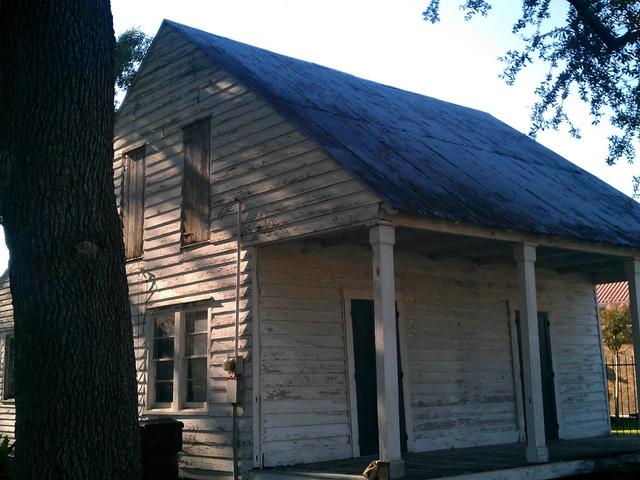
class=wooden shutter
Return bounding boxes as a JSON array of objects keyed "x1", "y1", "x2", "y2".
[
  {"x1": 182, "y1": 119, "x2": 211, "y2": 245},
  {"x1": 123, "y1": 146, "x2": 145, "y2": 259}
]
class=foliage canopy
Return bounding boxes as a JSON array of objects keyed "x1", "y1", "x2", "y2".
[
  {"x1": 424, "y1": 0, "x2": 640, "y2": 188},
  {"x1": 115, "y1": 27, "x2": 152, "y2": 91}
]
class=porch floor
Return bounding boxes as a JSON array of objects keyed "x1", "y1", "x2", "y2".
[{"x1": 252, "y1": 436, "x2": 640, "y2": 480}]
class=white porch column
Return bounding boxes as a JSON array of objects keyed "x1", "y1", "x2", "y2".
[
  {"x1": 514, "y1": 243, "x2": 549, "y2": 463},
  {"x1": 369, "y1": 224, "x2": 404, "y2": 479},
  {"x1": 624, "y1": 259, "x2": 640, "y2": 413}
]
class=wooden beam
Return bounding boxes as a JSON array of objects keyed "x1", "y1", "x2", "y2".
[
  {"x1": 536, "y1": 250, "x2": 583, "y2": 263},
  {"x1": 425, "y1": 237, "x2": 490, "y2": 251},
  {"x1": 417, "y1": 237, "x2": 490, "y2": 256},
  {"x1": 467, "y1": 245, "x2": 513, "y2": 258},
  {"x1": 537, "y1": 252, "x2": 593, "y2": 268},
  {"x1": 316, "y1": 228, "x2": 368, "y2": 248},
  {"x1": 369, "y1": 224, "x2": 404, "y2": 479},
  {"x1": 593, "y1": 270, "x2": 627, "y2": 284},
  {"x1": 385, "y1": 212, "x2": 640, "y2": 259},
  {"x1": 541, "y1": 254, "x2": 611, "y2": 269},
  {"x1": 556, "y1": 260, "x2": 623, "y2": 275},
  {"x1": 473, "y1": 252, "x2": 516, "y2": 265},
  {"x1": 431, "y1": 244, "x2": 510, "y2": 261},
  {"x1": 514, "y1": 243, "x2": 549, "y2": 463}
]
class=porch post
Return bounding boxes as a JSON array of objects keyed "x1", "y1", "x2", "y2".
[
  {"x1": 624, "y1": 258, "x2": 640, "y2": 414},
  {"x1": 369, "y1": 224, "x2": 404, "y2": 479},
  {"x1": 513, "y1": 243, "x2": 549, "y2": 463}
]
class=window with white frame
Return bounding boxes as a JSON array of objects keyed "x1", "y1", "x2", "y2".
[{"x1": 148, "y1": 308, "x2": 208, "y2": 411}]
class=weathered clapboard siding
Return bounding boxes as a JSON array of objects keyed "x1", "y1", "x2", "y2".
[
  {"x1": 257, "y1": 240, "x2": 608, "y2": 466},
  {"x1": 536, "y1": 273, "x2": 610, "y2": 439},
  {"x1": 255, "y1": 244, "x2": 370, "y2": 467},
  {"x1": 0, "y1": 274, "x2": 13, "y2": 331},
  {"x1": 206, "y1": 94, "x2": 380, "y2": 244},
  {"x1": 114, "y1": 21, "x2": 381, "y2": 476},
  {"x1": 0, "y1": 274, "x2": 15, "y2": 441},
  {"x1": 399, "y1": 254, "x2": 520, "y2": 452}
]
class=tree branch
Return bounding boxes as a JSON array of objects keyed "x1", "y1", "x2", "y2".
[{"x1": 566, "y1": 0, "x2": 640, "y2": 51}]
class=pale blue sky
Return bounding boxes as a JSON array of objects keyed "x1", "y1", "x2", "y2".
[{"x1": 0, "y1": 0, "x2": 636, "y2": 272}]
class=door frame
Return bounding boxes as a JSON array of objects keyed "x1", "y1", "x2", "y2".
[
  {"x1": 342, "y1": 288, "x2": 414, "y2": 457},
  {"x1": 539, "y1": 311, "x2": 564, "y2": 440},
  {"x1": 507, "y1": 304, "x2": 527, "y2": 443},
  {"x1": 511, "y1": 308, "x2": 564, "y2": 441}
]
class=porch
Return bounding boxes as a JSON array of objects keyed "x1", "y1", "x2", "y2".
[
  {"x1": 251, "y1": 436, "x2": 640, "y2": 480},
  {"x1": 252, "y1": 222, "x2": 640, "y2": 476}
]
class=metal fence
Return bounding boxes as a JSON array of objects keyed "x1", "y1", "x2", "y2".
[{"x1": 605, "y1": 354, "x2": 640, "y2": 434}]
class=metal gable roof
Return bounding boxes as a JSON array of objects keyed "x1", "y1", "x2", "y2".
[{"x1": 165, "y1": 20, "x2": 640, "y2": 248}]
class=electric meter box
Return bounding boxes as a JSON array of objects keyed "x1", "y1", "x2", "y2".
[{"x1": 226, "y1": 377, "x2": 239, "y2": 404}]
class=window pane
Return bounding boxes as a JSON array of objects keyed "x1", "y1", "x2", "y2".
[
  {"x1": 154, "y1": 338, "x2": 174, "y2": 359},
  {"x1": 154, "y1": 317, "x2": 174, "y2": 337},
  {"x1": 155, "y1": 360, "x2": 174, "y2": 381},
  {"x1": 186, "y1": 311, "x2": 207, "y2": 334},
  {"x1": 186, "y1": 358, "x2": 206, "y2": 402},
  {"x1": 186, "y1": 379, "x2": 207, "y2": 403},
  {"x1": 186, "y1": 333, "x2": 207, "y2": 356},
  {"x1": 187, "y1": 357, "x2": 207, "y2": 380},
  {"x1": 155, "y1": 381, "x2": 173, "y2": 403}
]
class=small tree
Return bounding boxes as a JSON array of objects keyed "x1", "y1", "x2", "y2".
[
  {"x1": 601, "y1": 304, "x2": 632, "y2": 418},
  {"x1": 114, "y1": 28, "x2": 152, "y2": 109},
  {"x1": 115, "y1": 28, "x2": 152, "y2": 92}
]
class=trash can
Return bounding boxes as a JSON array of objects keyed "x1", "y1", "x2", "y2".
[{"x1": 139, "y1": 418, "x2": 184, "y2": 480}]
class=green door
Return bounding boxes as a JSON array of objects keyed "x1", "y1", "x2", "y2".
[
  {"x1": 515, "y1": 311, "x2": 559, "y2": 441},
  {"x1": 351, "y1": 299, "x2": 408, "y2": 456},
  {"x1": 537, "y1": 313, "x2": 559, "y2": 441}
]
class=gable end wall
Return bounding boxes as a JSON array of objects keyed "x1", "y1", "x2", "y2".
[{"x1": 114, "y1": 25, "x2": 380, "y2": 476}]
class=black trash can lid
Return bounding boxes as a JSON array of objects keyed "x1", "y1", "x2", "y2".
[{"x1": 140, "y1": 418, "x2": 184, "y2": 429}]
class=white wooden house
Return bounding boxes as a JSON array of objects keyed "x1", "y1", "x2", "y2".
[
  {"x1": 3, "y1": 19, "x2": 640, "y2": 480},
  {"x1": 0, "y1": 273, "x2": 15, "y2": 442}
]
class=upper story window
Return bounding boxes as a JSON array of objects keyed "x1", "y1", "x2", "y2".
[
  {"x1": 182, "y1": 119, "x2": 210, "y2": 246},
  {"x1": 122, "y1": 146, "x2": 146, "y2": 259},
  {"x1": 148, "y1": 307, "x2": 208, "y2": 411},
  {"x1": 4, "y1": 333, "x2": 14, "y2": 400}
]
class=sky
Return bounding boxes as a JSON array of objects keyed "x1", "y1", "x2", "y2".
[{"x1": 0, "y1": 0, "x2": 637, "y2": 273}]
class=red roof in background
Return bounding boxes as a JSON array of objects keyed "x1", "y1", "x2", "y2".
[{"x1": 596, "y1": 282, "x2": 629, "y2": 306}]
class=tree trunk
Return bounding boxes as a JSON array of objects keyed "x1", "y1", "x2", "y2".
[{"x1": 0, "y1": 1, "x2": 141, "y2": 478}]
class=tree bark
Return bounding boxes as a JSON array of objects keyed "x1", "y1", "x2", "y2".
[
  {"x1": 566, "y1": 0, "x2": 640, "y2": 51},
  {"x1": 0, "y1": 1, "x2": 141, "y2": 478}
]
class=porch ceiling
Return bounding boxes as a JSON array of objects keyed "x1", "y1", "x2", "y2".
[{"x1": 309, "y1": 226, "x2": 627, "y2": 283}]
